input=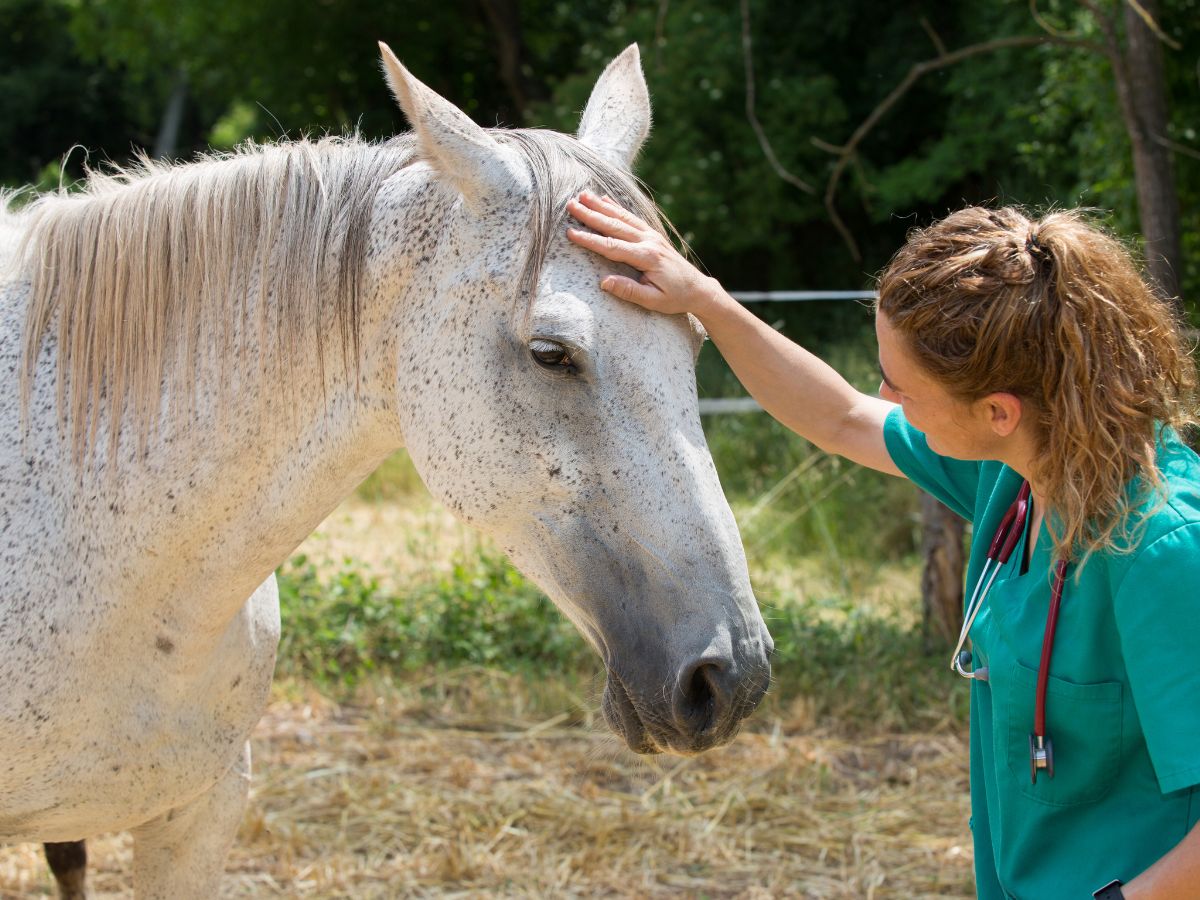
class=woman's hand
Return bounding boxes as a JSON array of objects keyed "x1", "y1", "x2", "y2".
[
  {"x1": 567, "y1": 194, "x2": 899, "y2": 476},
  {"x1": 566, "y1": 191, "x2": 721, "y2": 317}
]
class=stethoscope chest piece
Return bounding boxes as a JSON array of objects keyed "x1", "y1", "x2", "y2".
[
  {"x1": 1029, "y1": 733, "x2": 1055, "y2": 782},
  {"x1": 955, "y1": 649, "x2": 988, "y2": 682}
]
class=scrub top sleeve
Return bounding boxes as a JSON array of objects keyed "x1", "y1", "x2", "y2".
[
  {"x1": 882, "y1": 405, "x2": 983, "y2": 522},
  {"x1": 1113, "y1": 522, "x2": 1200, "y2": 795}
]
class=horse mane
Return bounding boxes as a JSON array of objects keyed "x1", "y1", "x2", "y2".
[{"x1": 13, "y1": 128, "x2": 677, "y2": 458}]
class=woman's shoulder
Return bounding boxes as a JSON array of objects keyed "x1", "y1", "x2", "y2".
[
  {"x1": 1116, "y1": 429, "x2": 1200, "y2": 571},
  {"x1": 1146, "y1": 427, "x2": 1200, "y2": 531}
]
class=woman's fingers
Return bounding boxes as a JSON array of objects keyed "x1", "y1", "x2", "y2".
[
  {"x1": 578, "y1": 191, "x2": 654, "y2": 232},
  {"x1": 566, "y1": 226, "x2": 652, "y2": 268},
  {"x1": 566, "y1": 191, "x2": 665, "y2": 270},
  {"x1": 565, "y1": 196, "x2": 645, "y2": 242},
  {"x1": 600, "y1": 274, "x2": 663, "y2": 309},
  {"x1": 567, "y1": 191, "x2": 706, "y2": 315}
]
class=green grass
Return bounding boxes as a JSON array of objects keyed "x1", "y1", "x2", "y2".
[{"x1": 354, "y1": 451, "x2": 426, "y2": 503}]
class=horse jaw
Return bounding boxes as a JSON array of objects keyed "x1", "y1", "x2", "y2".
[
  {"x1": 378, "y1": 41, "x2": 530, "y2": 208},
  {"x1": 576, "y1": 44, "x2": 651, "y2": 170}
]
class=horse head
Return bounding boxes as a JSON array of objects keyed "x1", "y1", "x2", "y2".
[{"x1": 371, "y1": 44, "x2": 772, "y2": 754}]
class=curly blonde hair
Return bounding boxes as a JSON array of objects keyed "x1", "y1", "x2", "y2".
[{"x1": 877, "y1": 206, "x2": 1198, "y2": 567}]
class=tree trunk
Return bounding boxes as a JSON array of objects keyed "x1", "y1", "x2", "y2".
[
  {"x1": 1120, "y1": 0, "x2": 1182, "y2": 300},
  {"x1": 477, "y1": 0, "x2": 533, "y2": 125},
  {"x1": 153, "y1": 69, "x2": 188, "y2": 160},
  {"x1": 920, "y1": 492, "x2": 966, "y2": 651}
]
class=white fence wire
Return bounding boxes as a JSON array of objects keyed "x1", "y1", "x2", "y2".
[{"x1": 698, "y1": 290, "x2": 873, "y2": 416}]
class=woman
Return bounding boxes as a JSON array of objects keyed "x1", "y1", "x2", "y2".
[{"x1": 567, "y1": 193, "x2": 1200, "y2": 898}]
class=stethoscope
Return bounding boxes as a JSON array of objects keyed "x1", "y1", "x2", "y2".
[{"x1": 950, "y1": 480, "x2": 1069, "y2": 783}]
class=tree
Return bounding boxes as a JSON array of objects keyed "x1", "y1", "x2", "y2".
[
  {"x1": 807, "y1": 0, "x2": 1197, "y2": 302},
  {"x1": 0, "y1": 0, "x2": 148, "y2": 188}
]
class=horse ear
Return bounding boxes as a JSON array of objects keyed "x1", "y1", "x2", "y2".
[
  {"x1": 576, "y1": 44, "x2": 651, "y2": 170},
  {"x1": 378, "y1": 42, "x2": 526, "y2": 207}
]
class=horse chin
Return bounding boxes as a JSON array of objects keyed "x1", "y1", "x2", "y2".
[{"x1": 601, "y1": 674, "x2": 662, "y2": 755}]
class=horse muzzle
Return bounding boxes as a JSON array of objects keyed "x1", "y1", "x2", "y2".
[{"x1": 601, "y1": 644, "x2": 772, "y2": 755}]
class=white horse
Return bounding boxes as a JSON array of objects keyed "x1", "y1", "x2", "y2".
[{"x1": 0, "y1": 44, "x2": 772, "y2": 897}]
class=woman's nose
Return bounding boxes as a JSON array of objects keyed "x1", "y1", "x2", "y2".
[{"x1": 879, "y1": 380, "x2": 897, "y2": 402}]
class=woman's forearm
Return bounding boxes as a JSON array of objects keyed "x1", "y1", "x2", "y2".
[{"x1": 693, "y1": 284, "x2": 900, "y2": 476}]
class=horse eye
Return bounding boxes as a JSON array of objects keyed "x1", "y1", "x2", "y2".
[{"x1": 530, "y1": 339, "x2": 575, "y2": 371}]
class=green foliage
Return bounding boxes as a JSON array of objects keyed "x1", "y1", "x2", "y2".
[
  {"x1": 0, "y1": 0, "x2": 148, "y2": 186},
  {"x1": 766, "y1": 600, "x2": 967, "y2": 731},
  {"x1": 275, "y1": 551, "x2": 589, "y2": 689},
  {"x1": 274, "y1": 545, "x2": 960, "y2": 731},
  {"x1": 697, "y1": 322, "x2": 920, "y2": 561},
  {"x1": 354, "y1": 451, "x2": 426, "y2": 503},
  {"x1": 5, "y1": 0, "x2": 1197, "y2": 298}
]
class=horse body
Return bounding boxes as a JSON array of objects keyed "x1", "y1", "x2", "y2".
[
  {"x1": 0, "y1": 253, "x2": 290, "y2": 843},
  {"x1": 0, "y1": 45, "x2": 771, "y2": 895}
]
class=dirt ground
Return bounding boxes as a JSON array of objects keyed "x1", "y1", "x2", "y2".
[{"x1": 0, "y1": 687, "x2": 973, "y2": 899}]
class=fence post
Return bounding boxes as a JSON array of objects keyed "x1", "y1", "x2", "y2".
[{"x1": 920, "y1": 491, "x2": 966, "y2": 650}]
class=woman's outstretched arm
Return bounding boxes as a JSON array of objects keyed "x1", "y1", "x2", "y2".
[{"x1": 566, "y1": 191, "x2": 900, "y2": 476}]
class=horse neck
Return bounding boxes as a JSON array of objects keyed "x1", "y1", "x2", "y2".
[
  {"x1": 125, "y1": 279, "x2": 405, "y2": 614},
  {"x1": 6, "y1": 244, "x2": 404, "y2": 651}
]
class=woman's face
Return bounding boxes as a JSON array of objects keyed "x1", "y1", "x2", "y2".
[{"x1": 875, "y1": 311, "x2": 997, "y2": 461}]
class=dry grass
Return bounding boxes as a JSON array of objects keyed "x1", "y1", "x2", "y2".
[
  {"x1": 298, "y1": 496, "x2": 484, "y2": 589},
  {"x1": 0, "y1": 679, "x2": 972, "y2": 899}
]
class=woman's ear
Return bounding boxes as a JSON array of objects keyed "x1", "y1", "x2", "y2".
[{"x1": 979, "y1": 391, "x2": 1024, "y2": 437}]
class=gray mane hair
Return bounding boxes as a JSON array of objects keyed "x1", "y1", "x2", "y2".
[
  {"x1": 496, "y1": 130, "x2": 670, "y2": 325},
  {"x1": 12, "y1": 128, "x2": 680, "y2": 459}
]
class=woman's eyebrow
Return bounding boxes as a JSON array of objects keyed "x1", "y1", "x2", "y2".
[{"x1": 879, "y1": 360, "x2": 902, "y2": 393}]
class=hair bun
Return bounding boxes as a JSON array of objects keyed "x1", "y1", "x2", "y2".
[{"x1": 1025, "y1": 229, "x2": 1052, "y2": 273}]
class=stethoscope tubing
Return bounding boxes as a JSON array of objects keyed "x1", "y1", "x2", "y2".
[
  {"x1": 951, "y1": 481, "x2": 1031, "y2": 677},
  {"x1": 1034, "y1": 558, "x2": 1069, "y2": 739},
  {"x1": 951, "y1": 480, "x2": 1068, "y2": 781},
  {"x1": 951, "y1": 557, "x2": 1001, "y2": 674}
]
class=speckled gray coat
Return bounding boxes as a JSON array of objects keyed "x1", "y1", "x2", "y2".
[{"x1": 0, "y1": 45, "x2": 771, "y2": 896}]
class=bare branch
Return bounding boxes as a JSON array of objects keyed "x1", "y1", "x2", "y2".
[
  {"x1": 1030, "y1": 0, "x2": 1071, "y2": 38},
  {"x1": 655, "y1": 0, "x2": 669, "y2": 70},
  {"x1": 919, "y1": 17, "x2": 948, "y2": 57},
  {"x1": 1125, "y1": 0, "x2": 1182, "y2": 50},
  {"x1": 816, "y1": 32, "x2": 1103, "y2": 261},
  {"x1": 809, "y1": 136, "x2": 844, "y2": 155},
  {"x1": 1152, "y1": 133, "x2": 1200, "y2": 161},
  {"x1": 740, "y1": 0, "x2": 816, "y2": 196}
]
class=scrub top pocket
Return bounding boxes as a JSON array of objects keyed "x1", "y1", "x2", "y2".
[{"x1": 998, "y1": 660, "x2": 1123, "y2": 808}]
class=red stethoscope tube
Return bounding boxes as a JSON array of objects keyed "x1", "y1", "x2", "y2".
[
  {"x1": 1030, "y1": 557, "x2": 1069, "y2": 781},
  {"x1": 951, "y1": 480, "x2": 1068, "y2": 783}
]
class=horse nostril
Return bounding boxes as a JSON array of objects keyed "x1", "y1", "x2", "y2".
[{"x1": 675, "y1": 657, "x2": 731, "y2": 736}]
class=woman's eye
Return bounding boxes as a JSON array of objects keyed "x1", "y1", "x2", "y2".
[{"x1": 530, "y1": 339, "x2": 576, "y2": 371}]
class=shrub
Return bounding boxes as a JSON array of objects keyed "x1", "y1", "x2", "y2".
[
  {"x1": 276, "y1": 550, "x2": 966, "y2": 732},
  {"x1": 275, "y1": 552, "x2": 589, "y2": 688}
]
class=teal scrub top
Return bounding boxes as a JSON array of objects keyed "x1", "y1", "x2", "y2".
[{"x1": 884, "y1": 406, "x2": 1200, "y2": 899}]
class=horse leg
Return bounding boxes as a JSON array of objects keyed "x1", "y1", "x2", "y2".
[
  {"x1": 44, "y1": 840, "x2": 87, "y2": 899},
  {"x1": 129, "y1": 741, "x2": 251, "y2": 899}
]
